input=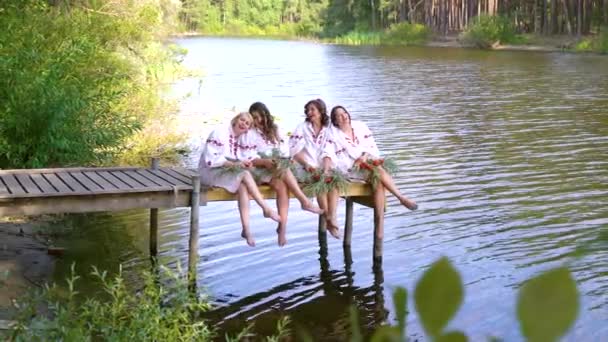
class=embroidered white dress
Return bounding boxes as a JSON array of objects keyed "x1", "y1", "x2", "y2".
[
  {"x1": 198, "y1": 125, "x2": 253, "y2": 193},
  {"x1": 288, "y1": 121, "x2": 330, "y2": 179},
  {"x1": 238, "y1": 128, "x2": 289, "y2": 184},
  {"x1": 322, "y1": 120, "x2": 381, "y2": 181}
]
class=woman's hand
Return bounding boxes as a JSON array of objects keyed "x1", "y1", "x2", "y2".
[{"x1": 240, "y1": 160, "x2": 253, "y2": 168}]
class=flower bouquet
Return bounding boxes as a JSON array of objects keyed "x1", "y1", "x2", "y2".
[
  {"x1": 256, "y1": 148, "x2": 295, "y2": 180},
  {"x1": 303, "y1": 168, "x2": 348, "y2": 196},
  {"x1": 354, "y1": 157, "x2": 398, "y2": 189}
]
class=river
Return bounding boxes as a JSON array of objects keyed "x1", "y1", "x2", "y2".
[{"x1": 52, "y1": 38, "x2": 608, "y2": 340}]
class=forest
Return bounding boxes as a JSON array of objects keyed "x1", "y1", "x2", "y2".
[{"x1": 180, "y1": 0, "x2": 608, "y2": 37}]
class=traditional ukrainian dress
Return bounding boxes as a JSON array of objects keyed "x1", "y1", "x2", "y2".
[
  {"x1": 198, "y1": 124, "x2": 256, "y2": 193},
  {"x1": 322, "y1": 120, "x2": 381, "y2": 181},
  {"x1": 288, "y1": 121, "x2": 330, "y2": 179},
  {"x1": 237, "y1": 128, "x2": 289, "y2": 184}
]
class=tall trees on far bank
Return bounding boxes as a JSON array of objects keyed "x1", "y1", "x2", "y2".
[{"x1": 180, "y1": 0, "x2": 608, "y2": 36}]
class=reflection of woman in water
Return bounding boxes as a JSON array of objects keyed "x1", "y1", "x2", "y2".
[
  {"x1": 289, "y1": 99, "x2": 341, "y2": 238},
  {"x1": 321, "y1": 106, "x2": 418, "y2": 236},
  {"x1": 198, "y1": 112, "x2": 280, "y2": 247},
  {"x1": 239, "y1": 102, "x2": 323, "y2": 247}
]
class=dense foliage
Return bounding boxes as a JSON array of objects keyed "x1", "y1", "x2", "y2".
[
  {"x1": 181, "y1": 0, "x2": 608, "y2": 39},
  {"x1": 0, "y1": 1, "x2": 187, "y2": 169}
]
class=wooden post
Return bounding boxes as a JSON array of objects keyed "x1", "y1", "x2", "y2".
[
  {"x1": 188, "y1": 175, "x2": 200, "y2": 289},
  {"x1": 373, "y1": 210, "x2": 383, "y2": 264},
  {"x1": 343, "y1": 198, "x2": 354, "y2": 247},
  {"x1": 149, "y1": 158, "x2": 160, "y2": 259},
  {"x1": 318, "y1": 214, "x2": 326, "y2": 234}
]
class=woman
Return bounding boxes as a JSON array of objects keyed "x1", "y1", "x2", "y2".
[
  {"x1": 289, "y1": 99, "x2": 341, "y2": 238},
  {"x1": 321, "y1": 106, "x2": 418, "y2": 234},
  {"x1": 239, "y1": 102, "x2": 323, "y2": 247},
  {"x1": 198, "y1": 112, "x2": 281, "y2": 247}
]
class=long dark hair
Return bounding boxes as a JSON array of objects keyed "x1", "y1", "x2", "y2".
[
  {"x1": 330, "y1": 105, "x2": 352, "y2": 127},
  {"x1": 249, "y1": 102, "x2": 279, "y2": 144},
  {"x1": 304, "y1": 98, "x2": 329, "y2": 127}
]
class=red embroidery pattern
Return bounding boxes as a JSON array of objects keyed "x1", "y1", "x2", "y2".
[{"x1": 206, "y1": 138, "x2": 224, "y2": 146}]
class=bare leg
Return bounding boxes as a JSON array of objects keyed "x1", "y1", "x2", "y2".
[
  {"x1": 241, "y1": 171, "x2": 281, "y2": 222},
  {"x1": 237, "y1": 184, "x2": 255, "y2": 247},
  {"x1": 270, "y1": 178, "x2": 289, "y2": 247},
  {"x1": 282, "y1": 169, "x2": 323, "y2": 214},
  {"x1": 373, "y1": 183, "x2": 386, "y2": 240},
  {"x1": 377, "y1": 167, "x2": 418, "y2": 210},
  {"x1": 325, "y1": 189, "x2": 340, "y2": 239}
]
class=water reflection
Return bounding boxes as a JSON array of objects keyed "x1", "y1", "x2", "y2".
[{"x1": 205, "y1": 230, "x2": 390, "y2": 339}]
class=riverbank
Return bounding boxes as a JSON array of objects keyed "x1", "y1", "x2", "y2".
[
  {"x1": 174, "y1": 31, "x2": 605, "y2": 54},
  {"x1": 0, "y1": 217, "x2": 57, "y2": 322}
]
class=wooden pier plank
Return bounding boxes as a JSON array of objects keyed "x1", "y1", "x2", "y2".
[
  {"x1": 43, "y1": 173, "x2": 72, "y2": 193},
  {"x1": 0, "y1": 177, "x2": 10, "y2": 195},
  {"x1": 150, "y1": 168, "x2": 190, "y2": 185},
  {"x1": 70, "y1": 172, "x2": 103, "y2": 192},
  {"x1": 30, "y1": 173, "x2": 58, "y2": 194},
  {"x1": 110, "y1": 170, "x2": 146, "y2": 189},
  {"x1": 97, "y1": 171, "x2": 133, "y2": 190},
  {"x1": 137, "y1": 169, "x2": 178, "y2": 187},
  {"x1": 159, "y1": 168, "x2": 192, "y2": 185},
  {"x1": 15, "y1": 174, "x2": 42, "y2": 194},
  {"x1": 82, "y1": 171, "x2": 119, "y2": 190},
  {"x1": 56, "y1": 172, "x2": 88, "y2": 192},
  {"x1": 122, "y1": 170, "x2": 159, "y2": 187},
  {"x1": 2, "y1": 174, "x2": 27, "y2": 195}
]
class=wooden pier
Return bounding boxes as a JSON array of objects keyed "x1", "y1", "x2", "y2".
[{"x1": 0, "y1": 159, "x2": 382, "y2": 284}]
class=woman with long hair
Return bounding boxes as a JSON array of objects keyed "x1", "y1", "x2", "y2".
[
  {"x1": 321, "y1": 105, "x2": 418, "y2": 236},
  {"x1": 198, "y1": 112, "x2": 281, "y2": 247},
  {"x1": 289, "y1": 99, "x2": 341, "y2": 238},
  {"x1": 239, "y1": 102, "x2": 323, "y2": 247}
]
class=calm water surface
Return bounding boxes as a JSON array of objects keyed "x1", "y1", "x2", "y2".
[{"x1": 53, "y1": 38, "x2": 608, "y2": 341}]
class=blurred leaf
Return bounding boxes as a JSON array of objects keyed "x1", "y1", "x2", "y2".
[
  {"x1": 437, "y1": 331, "x2": 468, "y2": 342},
  {"x1": 349, "y1": 305, "x2": 363, "y2": 342},
  {"x1": 393, "y1": 286, "x2": 407, "y2": 337},
  {"x1": 370, "y1": 325, "x2": 401, "y2": 342},
  {"x1": 414, "y1": 257, "x2": 463, "y2": 337},
  {"x1": 517, "y1": 267, "x2": 579, "y2": 342}
]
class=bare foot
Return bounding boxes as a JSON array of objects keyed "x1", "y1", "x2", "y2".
[
  {"x1": 263, "y1": 208, "x2": 281, "y2": 223},
  {"x1": 276, "y1": 226, "x2": 287, "y2": 247},
  {"x1": 301, "y1": 201, "x2": 324, "y2": 215},
  {"x1": 241, "y1": 230, "x2": 256, "y2": 247},
  {"x1": 400, "y1": 197, "x2": 418, "y2": 211},
  {"x1": 326, "y1": 217, "x2": 341, "y2": 239}
]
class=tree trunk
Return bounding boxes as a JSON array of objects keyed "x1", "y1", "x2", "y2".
[
  {"x1": 563, "y1": 0, "x2": 573, "y2": 34},
  {"x1": 551, "y1": 0, "x2": 558, "y2": 33},
  {"x1": 371, "y1": 0, "x2": 377, "y2": 29},
  {"x1": 577, "y1": 0, "x2": 582, "y2": 36}
]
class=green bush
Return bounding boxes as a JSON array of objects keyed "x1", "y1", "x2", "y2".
[
  {"x1": 460, "y1": 15, "x2": 519, "y2": 48},
  {"x1": 598, "y1": 27, "x2": 608, "y2": 54},
  {"x1": 333, "y1": 23, "x2": 430, "y2": 46},
  {"x1": 0, "y1": 1, "x2": 188, "y2": 169},
  {"x1": 9, "y1": 264, "x2": 291, "y2": 341}
]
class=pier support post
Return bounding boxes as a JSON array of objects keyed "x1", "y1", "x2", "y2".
[
  {"x1": 149, "y1": 157, "x2": 160, "y2": 259},
  {"x1": 343, "y1": 198, "x2": 354, "y2": 247},
  {"x1": 188, "y1": 175, "x2": 201, "y2": 289},
  {"x1": 373, "y1": 190, "x2": 386, "y2": 263},
  {"x1": 318, "y1": 214, "x2": 326, "y2": 234}
]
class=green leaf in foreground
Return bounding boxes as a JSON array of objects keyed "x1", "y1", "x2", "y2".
[
  {"x1": 516, "y1": 267, "x2": 579, "y2": 342},
  {"x1": 414, "y1": 257, "x2": 463, "y2": 337},
  {"x1": 437, "y1": 330, "x2": 468, "y2": 342},
  {"x1": 393, "y1": 286, "x2": 408, "y2": 337}
]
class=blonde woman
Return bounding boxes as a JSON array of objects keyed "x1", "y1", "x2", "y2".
[{"x1": 199, "y1": 112, "x2": 281, "y2": 247}]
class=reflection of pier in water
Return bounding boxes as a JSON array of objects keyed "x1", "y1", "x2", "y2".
[{"x1": 206, "y1": 230, "x2": 389, "y2": 340}]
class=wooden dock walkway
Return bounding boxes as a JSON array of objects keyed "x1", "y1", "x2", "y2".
[{"x1": 0, "y1": 159, "x2": 382, "y2": 284}]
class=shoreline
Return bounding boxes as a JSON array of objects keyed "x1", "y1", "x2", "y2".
[
  {"x1": 0, "y1": 217, "x2": 57, "y2": 324},
  {"x1": 171, "y1": 31, "x2": 602, "y2": 55}
]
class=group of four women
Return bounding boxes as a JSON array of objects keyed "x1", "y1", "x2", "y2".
[{"x1": 198, "y1": 99, "x2": 417, "y2": 247}]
